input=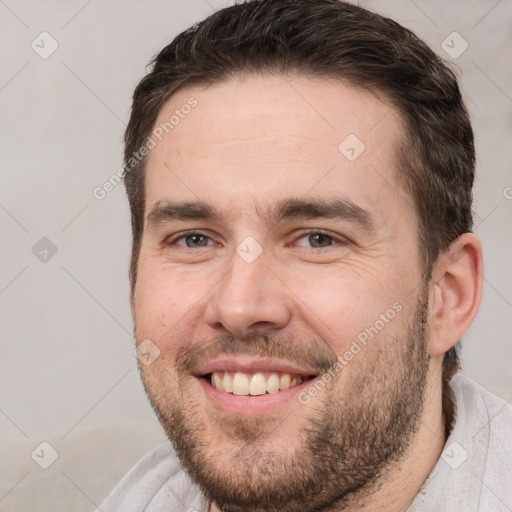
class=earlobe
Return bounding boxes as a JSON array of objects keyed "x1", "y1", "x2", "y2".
[{"x1": 429, "y1": 233, "x2": 483, "y2": 357}]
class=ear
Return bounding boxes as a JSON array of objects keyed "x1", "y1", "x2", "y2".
[{"x1": 428, "y1": 233, "x2": 483, "y2": 357}]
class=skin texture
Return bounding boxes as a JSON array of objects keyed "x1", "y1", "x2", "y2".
[{"x1": 131, "y1": 74, "x2": 483, "y2": 511}]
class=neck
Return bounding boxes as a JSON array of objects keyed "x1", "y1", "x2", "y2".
[{"x1": 210, "y1": 365, "x2": 449, "y2": 512}]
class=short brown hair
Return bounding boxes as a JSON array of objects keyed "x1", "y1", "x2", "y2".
[{"x1": 124, "y1": 0, "x2": 473, "y2": 385}]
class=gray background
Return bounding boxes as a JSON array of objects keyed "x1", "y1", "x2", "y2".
[{"x1": 1, "y1": 1, "x2": 511, "y2": 510}]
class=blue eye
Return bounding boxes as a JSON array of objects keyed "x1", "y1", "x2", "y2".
[
  {"x1": 166, "y1": 230, "x2": 346, "y2": 251},
  {"x1": 173, "y1": 233, "x2": 213, "y2": 248},
  {"x1": 304, "y1": 233, "x2": 333, "y2": 248},
  {"x1": 295, "y1": 231, "x2": 345, "y2": 249}
]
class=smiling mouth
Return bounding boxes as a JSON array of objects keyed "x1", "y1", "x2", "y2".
[{"x1": 204, "y1": 370, "x2": 316, "y2": 396}]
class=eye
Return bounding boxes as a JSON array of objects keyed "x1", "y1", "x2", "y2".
[
  {"x1": 294, "y1": 230, "x2": 346, "y2": 249},
  {"x1": 171, "y1": 232, "x2": 215, "y2": 248}
]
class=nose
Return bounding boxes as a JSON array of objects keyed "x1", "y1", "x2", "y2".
[{"x1": 204, "y1": 249, "x2": 292, "y2": 339}]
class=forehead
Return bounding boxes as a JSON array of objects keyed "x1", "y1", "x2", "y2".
[{"x1": 144, "y1": 74, "x2": 412, "y2": 225}]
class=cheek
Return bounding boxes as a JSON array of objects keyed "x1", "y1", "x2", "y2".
[
  {"x1": 135, "y1": 279, "x2": 175, "y2": 329},
  {"x1": 134, "y1": 264, "x2": 193, "y2": 348},
  {"x1": 288, "y1": 267, "x2": 407, "y2": 354}
]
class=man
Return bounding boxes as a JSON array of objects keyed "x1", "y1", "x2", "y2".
[{"x1": 98, "y1": 0, "x2": 512, "y2": 510}]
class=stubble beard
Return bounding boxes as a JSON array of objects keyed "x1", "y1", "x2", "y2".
[{"x1": 139, "y1": 290, "x2": 430, "y2": 512}]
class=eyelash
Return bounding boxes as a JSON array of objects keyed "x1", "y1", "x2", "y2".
[
  {"x1": 293, "y1": 229, "x2": 348, "y2": 249},
  {"x1": 166, "y1": 229, "x2": 348, "y2": 249}
]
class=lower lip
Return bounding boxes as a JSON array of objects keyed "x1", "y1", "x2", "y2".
[{"x1": 196, "y1": 376, "x2": 315, "y2": 415}]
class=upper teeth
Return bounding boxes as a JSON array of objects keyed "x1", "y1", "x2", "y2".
[{"x1": 210, "y1": 371, "x2": 305, "y2": 396}]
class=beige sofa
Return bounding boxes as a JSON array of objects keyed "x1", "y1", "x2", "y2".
[{"x1": 0, "y1": 421, "x2": 167, "y2": 512}]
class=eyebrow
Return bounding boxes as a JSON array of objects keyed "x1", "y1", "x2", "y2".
[{"x1": 146, "y1": 197, "x2": 375, "y2": 232}]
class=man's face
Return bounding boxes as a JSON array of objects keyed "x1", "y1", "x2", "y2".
[{"x1": 133, "y1": 75, "x2": 431, "y2": 511}]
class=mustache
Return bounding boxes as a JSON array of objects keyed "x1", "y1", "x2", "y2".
[{"x1": 175, "y1": 332, "x2": 338, "y2": 377}]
